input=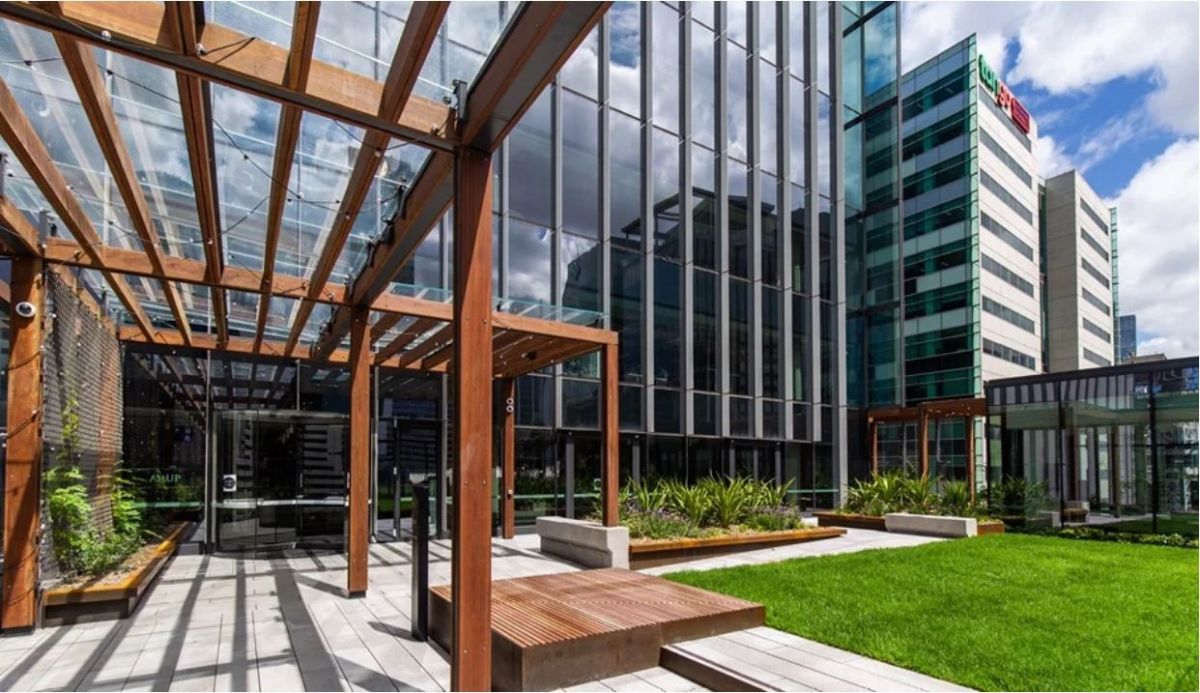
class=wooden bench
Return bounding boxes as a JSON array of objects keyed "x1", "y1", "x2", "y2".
[{"x1": 429, "y1": 568, "x2": 764, "y2": 691}]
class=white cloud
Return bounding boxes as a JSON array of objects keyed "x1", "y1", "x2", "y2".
[
  {"x1": 1034, "y1": 133, "x2": 1074, "y2": 178},
  {"x1": 1110, "y1": 138, "x2": 1200, "y2": 358},
  {"x1": 902, "y1": 2, "x2": 1199, "y2": 136}
]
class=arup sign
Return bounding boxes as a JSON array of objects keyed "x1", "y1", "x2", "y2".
[{"x1": 978, "y1": 55, "x2": 1031, "y2": 135}]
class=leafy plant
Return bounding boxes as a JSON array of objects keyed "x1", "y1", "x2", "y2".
[
  {"x1": 746, "y1": 506, "x2": 807, "y2": 532},
  {"x1": 939, "y1": 480, "x2": 974, "y2": 517},
  {"x1": 700, "y1": 476, "x2": 758, "y2": 527},
  {"x1": 986, "y1": 477, "x2": 1050, "y2": 518},
  {"x1": 901, "y1": 475, "x2": 939, "y2": 514},
  {"x1": 627, "y1": 478, "x2": 667, "y2": 513},
  {"x1": 661, "y1": 480, "x2": 712, "y2": 526},
  {"x1": 624, "y1": 508, "x2": 699, "y2": 540}
]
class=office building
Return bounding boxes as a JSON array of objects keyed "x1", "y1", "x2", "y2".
[
  {"x1": 1043, "y1": 170, "x2": 1116, "y2": 370},
  {"x1": 0, "y1": 1, "x2": 902, "y2": 550}
]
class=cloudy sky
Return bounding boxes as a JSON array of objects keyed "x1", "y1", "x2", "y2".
[{"x1": 903, "y1": 1, "x2": 1199, "y2": 358}]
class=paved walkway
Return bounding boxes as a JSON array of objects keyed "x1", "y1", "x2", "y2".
[{"x1": 0, "y1": 529, "x2": 958, "y2": 691}]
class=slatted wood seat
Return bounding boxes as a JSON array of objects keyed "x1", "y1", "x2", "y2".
[{"x1": 429, "y1": 568, "x2": 764, "y2": 691}]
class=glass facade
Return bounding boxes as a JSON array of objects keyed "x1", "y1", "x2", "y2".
[
  {"x1": 986, "y1": 358, "x2": 1199, "y2": 535},
  {"x1": 454, "y1": 0, "x2": 888, "y2": 518}
]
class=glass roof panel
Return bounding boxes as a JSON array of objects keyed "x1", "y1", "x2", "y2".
[
  {"x1": 104, "y1": 50, "x2": 206, "y2": 262},
  {"x1": 314, "y1": 1, "x2": 414, "y2": 81},
  {"x1": 208, "y1": 2, "x2": 297, "y2": 52},
  {"x1": 421, "y1": 2, "x2": 515, "y2": 98},
  {"x1": 211, "y1": 84, "x2": 279, "y2": 273},
  {"x1": 226, "y1": 289, "x2": 260, "y2": 338}
]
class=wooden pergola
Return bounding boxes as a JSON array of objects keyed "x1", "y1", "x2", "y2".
[
  {"x1": 0, "y1": 2, "x2": 613, "y2": 688},
  {"x1": 866, "y1": 397, "x2": 988, "y2": 490}
]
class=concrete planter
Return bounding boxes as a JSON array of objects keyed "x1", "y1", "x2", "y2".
[
  {"x1": 813, "y1": 511, "x2": 887, "y2": 531},
  {"x1": 884, "y1": 513, "x2": 977, "y2": 538},
  {"x1": 537, "y1": 517, "x2": 630, "y2": 569}
]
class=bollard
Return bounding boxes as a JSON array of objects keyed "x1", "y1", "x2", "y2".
[{"x1": 410, "y1": 474, "x2": 430, "y2": 641}]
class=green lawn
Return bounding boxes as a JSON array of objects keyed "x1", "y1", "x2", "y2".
[{"x1": 668, "y1": 534, "x2": 1198, "y2": 691}]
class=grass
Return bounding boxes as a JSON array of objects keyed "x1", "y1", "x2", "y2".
[{"x1": 668, "y1": 534, "x2": 1198, "y2": 691}]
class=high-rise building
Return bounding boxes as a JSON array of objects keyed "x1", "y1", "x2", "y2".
[
  {"x1": 1043, "y1": 170, "x2": 1116, "y2": 370},
  {"x1": 1119, "y1": 314, "x2": 1138, "y2": 363},
  {"x1": 397, "y1": 2, "x2": 901, "y2": 515}
]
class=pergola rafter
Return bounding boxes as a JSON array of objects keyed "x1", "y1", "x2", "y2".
[
  {"x1": 0, "y1": 1, "x2": 456, "y2": 150},
  {"x1": 52, "y1": 29, "x2": 195, "y2": 345},
  {"x1": 162, "y1": 1, "x2": 228, "y2": 346},
  {"x1": 0, "y1": 75, "x2": 155, "y2": 340},
  {"x1": 283, "y1": 1, "x2": 449, "y2": 357},
  {"x1": 312, "y1": 2, "x2": 612, "y2": 360},
  {"x1": 254, "y1": 1, "x2": 321, "y2": 353}
]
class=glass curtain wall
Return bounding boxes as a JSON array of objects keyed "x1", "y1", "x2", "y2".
[
  {"x1": 439, "y1": 0, "x2": 863, "y2": 521},
  {"x1": 843, "y1": 2, "x2": 901, "y2": 482},
  {"x1": 986, "y1": 358, "x2": 1198, "y2": 535}
]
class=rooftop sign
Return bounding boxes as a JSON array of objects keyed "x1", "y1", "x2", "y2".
[{"x1": 978, "y1": 55, "x2": 1031, "y2": 135}]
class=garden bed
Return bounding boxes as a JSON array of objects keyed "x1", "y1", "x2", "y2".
[
  {"x1": 977, "y1": 520, "x2": 1006, "y2": 536},
  {"x1": 813, "y1": 511, "x2": 887, "y2": 531},
  {"x1": 630, "y1": 527, "x2": 846, "y2": 569},
  {"x1": 43, "y1": 521, "x2": 190, "y2": 626}
]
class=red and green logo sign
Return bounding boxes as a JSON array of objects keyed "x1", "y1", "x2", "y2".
[{"x1": 978, "y1": 55, "x2": 1031, "y2": 135}]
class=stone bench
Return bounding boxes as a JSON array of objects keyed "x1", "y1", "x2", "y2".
[
  {"x1": 537, "y1": 517, "x2": 630, "y2": 569},
  {"x1": 884, "y1": 512, "x2": 978, "y2": 538}
]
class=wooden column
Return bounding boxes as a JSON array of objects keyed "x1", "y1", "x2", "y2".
[
  {"x1": 451, "y1": 146, "x2": 493, "y2": 692},
  {"x1": 2, "y1": 258, "x2": 43, "y2": 631},
  {"x1": 965, "y1": 416, "x2": 975, "y2": 500},
  {"x1": 869, "y1": 419, "x2": 879, "y2": 475},
  {"x1": 601, "y1": 343, "x2": 619, "y2": 527},
  {"x1": 500, "y1": 378, "x2": 516, "y2": 539},
  {"x1": 347, "y1": 303, "x2": 370, "y2": 597},
  {"x1": 917, "y1": 407, "x2": 930, "y2": 478}
]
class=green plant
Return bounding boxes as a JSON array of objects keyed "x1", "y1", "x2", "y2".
[
  {"x1": 938, "y1": 480, "x2": 973, "y2": 517},
  {"x1": 745, "y1": 506, "x2": 807, "y2": 532},
  {"x1": 45, "y1": 465, "x2": 92, "y2": 574},
  {"x1": 624, "y1": 508, "x2": 699, "y2": 540},
  {"x1": 627, "y1": 478, "x2": 667, "y2": 513},
  {"x1": 901, "y1": 475, "x2": 939, "y2": 514},
  {"x1": 661, "y1": 480, "x2": 712, "y2": 525},
  {"x1": 753, "y1": 478, "x2": 794, "y2": 509},
  {"x1": 843, "y1": 470, "x2": 910, "y2": 516},
  {"x1": 700, "y1": 476, "x2": 758, "y2": 527}
]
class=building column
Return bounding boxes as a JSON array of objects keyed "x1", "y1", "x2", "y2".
[
  {"x1": 347, "y1": 303, "x2": 370, "y2": 597},
  {"x1": 965, "y1": 416, "x2": 975, "y2": 500},
  {"x1": 500, "y1": 378, "x2": 516, "y2": 539},
  {"x1": 2, "y1": 257, "x2": 43, "y2": 631},
  {"x1": 602, "y1": 342, "x2": 619, "y2": 527},
  {"x1": 918, "y1": 408, "x2": 930, "y2": 478},
  {"x1": 869, "y1": 419, "x2": 878, "y2": 475},
  {"x1": 451, "y1": 146, "x2": 493, "y2": 692}
]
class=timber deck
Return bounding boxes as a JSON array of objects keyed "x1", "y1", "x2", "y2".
[{"x1": 429, "y1": 568, "x2": 765, "y2": 691}]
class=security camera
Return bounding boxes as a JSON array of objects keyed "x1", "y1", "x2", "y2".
[{"x1": 15, "y1": 302, "x2": 36, "y2": 319}]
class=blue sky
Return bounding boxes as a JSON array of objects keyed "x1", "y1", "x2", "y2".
[{"x1": 903, "y1": 1, "x2": 1199, "y2": 357}]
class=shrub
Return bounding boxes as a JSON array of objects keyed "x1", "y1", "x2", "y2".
[
  {"x1": 625, "y1": 508, "x2": 699, "y2": 540},
  {"x1": 939, "y1": 480, "x2": 974, "y2": 517},
  {"x1": 700, "y1": 476, "x2": 758, "y2": 527},
  {"x1": 1017, "y1": 525, "x2": 1198, "y2": 549},
  {"x1": 627, "y1": 478, "x2": 667, "y2": 513},
  {"x1": 661, "y1": 480, "x2": 712, "y2": 526},
  {"x1": 745, "y1": 506, "x2": 807, "y2": 532},
  {"x1": 986, "y1": 477, "x2": 1050, "y2": 517}
]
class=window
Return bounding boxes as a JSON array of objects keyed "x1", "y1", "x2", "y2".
[
  {"x1": 981, "y1": 212, "x2": 1033, "y2": 260},
  {"x1": 983, "y1": 337, "x2": 1036, "y2": 370},
  {"x1": 1083, "y1": 318, "x2": 1111, "y2": 343},
  {"x1": 1083, "y1": 349, "x2": 1111, "y2": 367},
  {"x1": 562, "y1": 92, "x2": 599, "y2": 237},
  {"x1": 983, "y1": 295, "x2": 1036, "y2": 334},
  {"x1": 508, "y1": 218, "x2": 552, "y2": 304},
  {"x1": 692, "y1": 146, "x2": 717, "y2": 270},
  {"x1": 652, "y1": 129, "x2": 681, "y2": 258},
  {"x1": 692, "y1": 24, "x2": 716, "y2": 148},
  {"x1": 1080, "y1": 199, "x2": 1109, "y2": 235},
  {"x1": 1082, "y1": 287, "x2": 1111, "y2": 316},
  {"x1": 654, "y1": 258, "x2": 682, "y2": 386},
  {"x1": 980, "y1": 170, "x2": 1033, "y2": 224},
  {"x1": 651, "y1": 4, "x2": 680, "y2": 132},
  {"x1": 693, "y1": 269, "x2": 718, "y2": 392},
  {"x1": 1081, "y1": 258, "x2": 1111, "y2": 289},
  {"x1": 979, "y1": 129, "x2": 1032, "y2": 187},
  {"x1": 981, "y1": 254, "x2": 1034, "y2": 297},
  {"x1": 611, "y1": 248, "x2": 643, "y2": 382},
  {"x1": 559, "y1": 233, "x2": 600, "y2": 310},
  {"x1": 609, "y1": 2, "x2": 641, "y2": 117},
  {"x1": 610, "y1": 111, "x2": 642, "y2": 250},
  {"x1": 508, "y1": 91, "x2": 552, "y2": 227},
  {"x1": 1080, "y1": 227, "x2": 1109, "y2": 261}
]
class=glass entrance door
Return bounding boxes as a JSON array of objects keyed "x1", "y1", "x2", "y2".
[
  {"x1": 213, "y1": 411, "x2": 348, "y2": 554},
  {"x1": 377, "y1": 418, "x2": 441, "y2": 539}
]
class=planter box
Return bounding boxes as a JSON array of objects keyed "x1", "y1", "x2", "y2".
[
  {"x1": 43, "y1": 522, "x2": 189, "y2": 626},
  {"x1": 813, "y1": 511, "x2": 887, "y2": 531},
  {"x1": 538, "y1": 517, "x2": 630, "y2": 568},
  {"x1": 977, "y1": 521, "x2": 1006, "y2": 536},
  {"x1": 885, "y1": 513, "x2": 977, "y2": 538},
  {"x1": 629, "y1": 527, "x2": 845, "y2": 569}
]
